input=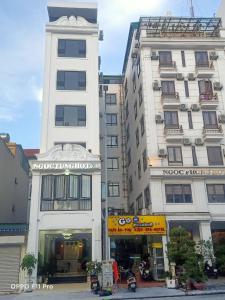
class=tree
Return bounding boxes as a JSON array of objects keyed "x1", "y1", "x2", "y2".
[{"x1": 21, "y1": 253, "x2": 38, "y2": 290}]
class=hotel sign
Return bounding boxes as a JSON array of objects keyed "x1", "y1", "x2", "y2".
[
  {"x1": 32, "y1": 161, "x2": 101, "y2": 170},
  {"x1": 150, "y1": 167, "x2": 225, "y2": 177},
  {"x1": 108, "y1": 215, "x2": 166, "y2": 236}
]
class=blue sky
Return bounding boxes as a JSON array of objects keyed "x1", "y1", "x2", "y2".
[{"x1": 0, "y1": 0, "x2": 221, "y2": 149}]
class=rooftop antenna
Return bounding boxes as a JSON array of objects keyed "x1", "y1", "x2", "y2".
[{"x1": 188, "y1": 0, "x2": 195, "y2": 17}]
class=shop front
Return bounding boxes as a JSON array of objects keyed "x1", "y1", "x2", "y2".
[{"x1": 108, "y1": 215, "x2": 167, "y2": 281}]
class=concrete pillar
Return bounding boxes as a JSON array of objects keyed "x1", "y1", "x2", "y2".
[
  {"x1": 162, "y1": 235, "x2": 169, "y2": 271},
  {"x1": 27, "y1": 173, "x2": 41, "y2": 284},
  {"x1": 92, "y1": 172, "x2": 102, "y2": 261},
  {"x1": 199, "y1": 221, "x2": 212, "y2": 241}
]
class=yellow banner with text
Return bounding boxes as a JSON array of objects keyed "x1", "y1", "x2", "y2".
[{"x1": 108, "y1": 215, "x2": 166, "y2": 236}]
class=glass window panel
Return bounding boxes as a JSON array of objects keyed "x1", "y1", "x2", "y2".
[
  {"x1": 207, "y1": 147, "x2": 223, "y2": 165},
  {"x1": 42, "y1": 175, "x2": 53, "y2": 200},
  {"x1": 69, "y1": 175, "x2": 79, "y2": 198},
  {"x1": 58, "y1": 39, "x2": 86, "y2": 57},
  {"x1": 57, "y1": 71, "x2": 86, "y2": 90},
  {"x1": 82, "y1": 175, "x2": 91, "y2": 198},
  {"x1": 55, "y1": 175, "x2": 65, "y2": 199}
]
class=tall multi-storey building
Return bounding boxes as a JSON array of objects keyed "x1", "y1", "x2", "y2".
[
  {"x1": 27, "y1": 2, "x2": 102, "y2": 283},
  {"x1": 122, "y1": 16, "x2": 225, "y2": 276}
]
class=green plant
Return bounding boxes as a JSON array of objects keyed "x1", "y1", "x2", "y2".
[
  {"x1": 37, "y1": 252, "x2": 43, "y2": 276},
  {"x1": 197, "y1": 239, "x2": 215, "y2": 264},
  {"x1": 167, "y1": 227, "x2": 206, "y2": 283},
  {"x1": 86, "y1": 261, "x2": 102, "y2": 275},
  {"x1": 21, "y1": 253, "x2": 37, "y2": 281}
]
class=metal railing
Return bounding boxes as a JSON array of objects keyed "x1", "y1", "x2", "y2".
[{"x1": 164, "y1": 125, "x2": 183, "y2": 135}]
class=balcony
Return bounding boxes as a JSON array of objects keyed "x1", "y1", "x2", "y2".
[
  {"x1": 161, "y1": 92, "x2": 180, "y2": 109},
  {"x1": 164, "y1": 125, "x2": 184, "y2": 142},
  {"x1": 199, "y1": 93, "x2": 219, "y2": 109},
  {"x1": 195, "y1": 61, "x2": 214, "y2": 78},
  {"x1": 203, "y1": 126, "x2": 223, "y2": 142},
  {"x1": 159, "y1": 61, "x2": 177, "y2": 78}
]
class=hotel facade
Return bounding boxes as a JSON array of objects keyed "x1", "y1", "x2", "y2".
[{"x1": 27, "y1": 1, "x2": 225, "y2": 282}]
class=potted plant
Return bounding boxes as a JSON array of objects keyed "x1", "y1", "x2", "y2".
[
  {"x1": 86, "y1": 261, "x2": 102, "y2": 291},
  {"x1": 165, "y1": 263, "x2": 177, "y2": 288},
  {"x1": 37, "y1": 252, "x2": 44, "y2": 283},
  {"x1": 21, "y1": 253, "x2": 37, "y2": 292}
]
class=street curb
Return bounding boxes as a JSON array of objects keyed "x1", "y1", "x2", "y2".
[{"x1": 104, "y1": 290, "x2": 225, "y2": 299}]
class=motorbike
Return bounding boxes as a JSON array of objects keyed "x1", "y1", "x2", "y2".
[
  {"x1": 139, "y1": 261, "x2": 152, "y2": 281},
  {"x1": 90, "y1": 272, "x2": 100, "y2": 294},
  {"x1": 126, "y1": 270, "x2": 137, "y2": 292},
  {"x1": 204, "y1": 262, "x2": 218, "y2": 279}
]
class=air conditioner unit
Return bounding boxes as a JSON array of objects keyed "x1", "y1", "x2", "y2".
[
  {"x1": 210, "y1": 51, "x2": 218, "y2": 60},
  {"x1": 179, "y1": 104, "x2": 188, "y2": 111},
  {"x1": 218, "y1": 114, "x2": 225, "y2": 124},
  {"x1": 177, "y1": 73, "x2": 184, "y2": 81},
  {"x1": 195, "y1": 138, "x2": 204, "y2": 146},
  {"x1": 151, "y1": 51, "x2": 159, "y2": 60},
  {"x1": 158, "y1": 149, "x2": 167, "y2": 157},
  {"x1": 191, "y1": 104, "x2": 200, "y2": 111},
  {"x1": 183, "y1": 138, "x2": 191, "y2": 146},
  {"x1": 213, "y1": 82, "x2": 223, "y2": 91},
  {"x1": 153, "y1": 80, "x2": 161, "y2": 91},
  {"x1": 188, "y1": 73, "x2": 196, "y2": 81},
  {"x1": 155, "y1": 114, "x2": 164, "y2": 124}
]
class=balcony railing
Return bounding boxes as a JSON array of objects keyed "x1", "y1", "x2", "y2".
[
  {"x1": 196, "y1": 61, "x2": 214, "y2": 69},
  {"x1": 195, "y1": 61, "x2": 214, "y2": 78},
  {"x1": 203, "y1": 125, "x2": 223, "y2": 141},
  {"x1": 159, "y1": 61, "x2": 176, "y2": 69},
  {"x1": 199, "y1": 93, "x2": 219, "y2": 108},
  {"x1": 164, "y1": 125, "x2": 183, "y2": 135},
  {"x1": 161, "y1": 92, "x2": 180, "y2": 108}
]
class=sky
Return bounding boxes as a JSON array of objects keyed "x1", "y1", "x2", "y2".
[{"x1": 0, "y1": 0, "x2": 222, "y2": 149}]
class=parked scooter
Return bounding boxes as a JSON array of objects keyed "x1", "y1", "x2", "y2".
[
  {"x1": 126, "y1": 270, "x2": 137, "y2": 292},
  {"x1": 90, "y1": 272, "x2": 100, "y2": 294},
  {"x1": 204, "y1": 261, "x2": 218, "y2": 279},
  {"x1": 139, "y1": 261, "x2": 152, "y2": 281}
]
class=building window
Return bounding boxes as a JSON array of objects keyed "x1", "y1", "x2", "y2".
[
  {"x1": 199, "y1": 80, "x2": 213, "y2": 100},
  {"x1": 55, "y1": 142, "x2": 86, "y2": 149},
  {"x1": 188, "y1": 111, "x2": 193, "y2": 129},
  {"x1": 165, "y1": 184, "x2": 192, "y2": 203},
  {"x1": 107, "y1": 135, "x2": 118, "y2": 148},
  {"x1": 159, "y1": 51, "x2": 172, "y2": 67},
  {"x1": 161, "y1": 81, "x2": 175, "y2": 96},
  {"x1": 142, "y1": 149, "x2": 147, "y2": 171},
  {"x1": 137, "y1": 57, "x2": 141, "y2": 77},
  {"x1": 125, "y1": 101, "x2": 129, "y2": 119},
  {"x1": 108, "y1": 183, "x2": 119, "y2": 197},
  {"x1": 107, "y1": 158, "x2": 119, "y2": 170},
  {"x1": 134, "y1": 100, "x2": 137, "y2": 120},
  {"x1": 140, "y1": 115, "x2": 145, "y2": 136},
  {"x1": 129, "y1": 176, "x2": 133, "y2": 192},
  {"x1": 144, "y1": 185, "x2": 151, "y2": 208},
  {"x1": 184, "y1": 80, "x2": 189, "y2": 97},
  {"x1": 56, "y1": 71, "x2": 86, "y2": 90},
  {"x1": 106, "y1": 113, "x2": 117, "y2": 126},
  {"x1": 167, "y1": 146, "x2": 183, "y2": 166},
  {"x1": 203, "y1": 111, "x2": 218, "y2": 129},
  {"x1": 138, "y1": 86, "x2": 143, "y2": 106},
  {"x1": 136, "y1": 128, "x2": 139, "y2": 147},
  {"x1": 195, "y1": 51, "x2": 209, "y2": 67},
  {"x1": 55, "y1": 105, "x2": 86, "y2": 126},
  {"x1": 106, "y1": 94, "x2": 117, "y2": 105},
  {"x1": 138, "y1": 159, "x2": 141, "y2": 179},
  {"x1": 136, "y1": 193, "x2": 143, "y2": 212},
  {"x1": 207, "y1": 184, "x2": 225, "y2": 203},
  {"x1": 181, "y1": 50, "x2": 186, "y2": 67},
  {"x1": 126, "y1": 124, "x2": 130, "y2": 142},
  {"x1": 58, "y1": 39, "x2": 86, "y2": 57},
  {"x1": 192, "y1": 146, "x2": 198, "y2": 166},
  {"x1": 207, "y1": 146, "x2": 223, "y2": 166},
  {"x1": 41, "y1": 174, "x2": 91, "y2": 211},
  {"x1": 127, "y1": 148, "x2": 131, "y2": 166},
  {"x1": 132, "y1": 73, "x2": 136, "y2": 92},
  {"x1": 164, "y1": 111, "x2": 179, "y2": 128}
]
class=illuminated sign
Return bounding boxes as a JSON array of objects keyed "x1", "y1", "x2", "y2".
[{"x1": 108, "y1": 215, "x2": 166, "y2": 236}]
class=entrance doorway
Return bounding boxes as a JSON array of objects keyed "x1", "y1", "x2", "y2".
[
  {"x1": 39, "y1": 230, "x2": 91, "y2": 283},
  {"x1": 110, "y1": 235, "x2": 164, "y2": 282}
]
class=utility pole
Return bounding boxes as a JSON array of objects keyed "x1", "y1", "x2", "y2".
[{"x1": 189, "y1": 0, "x2": 195, "y2": 17}]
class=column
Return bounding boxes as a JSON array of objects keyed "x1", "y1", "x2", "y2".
[
  {"x1": 27, "y1": 173, "x2": 41, "y2": 284},
  {"x1": 162, "y1": 236, "x2": 169, "y2": 271},
  {"x1": 199, "y1": 221, "x2": 212, "y2": 241}
]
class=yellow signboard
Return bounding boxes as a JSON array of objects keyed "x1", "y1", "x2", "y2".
[{"x1": 108, "y1": 215, "x2": 166, "y2": 236}]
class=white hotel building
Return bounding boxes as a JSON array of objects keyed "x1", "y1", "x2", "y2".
[
  {"x1": 27, "y1": 1, "x2": 225, "y2": 282},
  {"x1": 27, "y1": 2, "x2": 102, "y2": 283}
]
